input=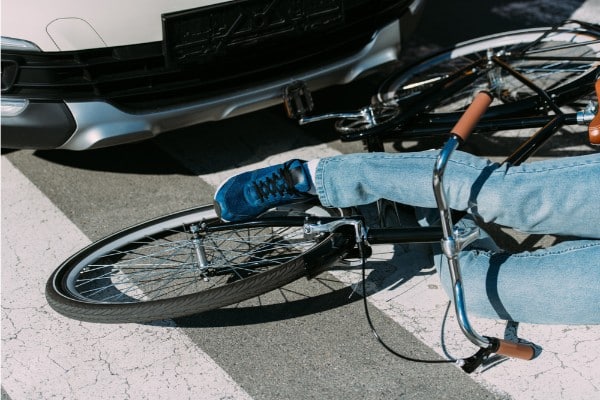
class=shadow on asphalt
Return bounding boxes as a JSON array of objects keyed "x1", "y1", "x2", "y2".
[
  {"x1": 170, "y1": 283, "x2": 361, "y2": 328},
  {"x1": 32, "y1": 139, "x2": 197, "y2": 175}
]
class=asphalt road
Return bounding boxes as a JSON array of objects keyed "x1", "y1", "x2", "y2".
[{"x1": 2, "y1": 1, "x2": 599, "y2": 399}]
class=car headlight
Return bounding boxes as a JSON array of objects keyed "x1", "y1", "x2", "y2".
[
  {"x1": 1, "y1": 98, "x2": 29, "y2": 117},
  {"x1": 1, "y1": 36, "x2": 41, "y2": 52}
]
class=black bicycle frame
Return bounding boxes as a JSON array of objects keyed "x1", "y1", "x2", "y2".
[
  {"x1": 366, "y1": 226, "x2": 442, "y2": 244},
  {"x1": 342, "y1": 45, "x2": 598, "y2": 161}
]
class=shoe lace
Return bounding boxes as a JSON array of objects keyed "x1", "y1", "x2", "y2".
[{"x1": 253, "y1": 163, "x2": 299, "y2": 202}]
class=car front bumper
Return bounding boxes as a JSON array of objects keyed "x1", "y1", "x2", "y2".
[{"x1": 2, "y1": 20, "x2": 403, "y2": 150}]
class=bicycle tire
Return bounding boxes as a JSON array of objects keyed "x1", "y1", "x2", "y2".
[
  {"x1": 340, "y1": 22, "x2": 600, "y2": 137},
  {"x1": 380, "y1": 22, "x2": 600, "y2": 108},
  {"x1": 46, "y1": 204, "x2": 353, "y2": 323}
]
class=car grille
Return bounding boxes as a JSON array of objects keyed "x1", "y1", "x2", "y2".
[{"x1": 2, "y1": 0, "x2": 412, "y2": 112}]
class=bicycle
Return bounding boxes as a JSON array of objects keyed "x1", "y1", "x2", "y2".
[
  {"x1": 46, "y1": 21, "x2": 600, "y2": 373},
  {"x1": 285, "y1": 19, "x2": 600, "y2": 158}
]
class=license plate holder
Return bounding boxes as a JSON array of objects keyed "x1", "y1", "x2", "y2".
[{"x1": 162, "y1": 0, "x2": 345, "y2": 66}]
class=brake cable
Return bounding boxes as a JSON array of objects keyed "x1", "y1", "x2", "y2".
[{"x1": 357, "y1": 242, "x2": 457, "y2": 365}]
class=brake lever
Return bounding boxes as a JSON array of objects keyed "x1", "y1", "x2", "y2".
[{"x1": 459, "y1": 346, "x2": 493, "y2": 373}]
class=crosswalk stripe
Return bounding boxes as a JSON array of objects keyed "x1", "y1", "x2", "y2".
[
  {"x1": 182, "y1": 124, "x2": 600, "y2": 399},
  {"x1": 331, "y1": 243, "x2": 600, "y2": 399},
  {"x1": 4, "y1": 135, "x2": 599, "y2": 399},
  {"x1": 3, "y1": 6, "x2": 600, "y2": 397},
  {"x1": 1, "y1": 157, "x2": 252, "y2": 400},
  {"x1": 165, "y1": 134, "x2": 600, "y2": 399},
  {"x1": 198, "y1": 142, "x2": 342, "y2": 187}
]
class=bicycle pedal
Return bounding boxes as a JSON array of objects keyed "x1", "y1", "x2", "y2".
[{"x1": 283, "y1": 80, "x2": 314, "y2": 119}]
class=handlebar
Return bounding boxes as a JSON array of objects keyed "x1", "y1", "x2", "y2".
[
  {"x1": 451, "y1": 91, "x2": 493, "y2": 141},
  {"x1": 491, "y1": 338, "x2": 536, "y2": 360},
  {"x1": 435, "y1": 91, "x2": 539, "y2": 372},
  {"x1": 461, "y1": 337, "x2": 538, "y2": 373}
]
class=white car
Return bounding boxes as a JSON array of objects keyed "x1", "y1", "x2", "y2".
[{"x1": 1, "y1": 0, "x2": 425, "y2": 150}]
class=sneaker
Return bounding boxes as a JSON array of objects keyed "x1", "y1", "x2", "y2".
[{"x1": 214, "y1": 159, "x2": 315, "y2": 222}]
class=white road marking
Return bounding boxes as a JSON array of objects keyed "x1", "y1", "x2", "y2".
[
  {"x1": 564, "y1": 1, "x2": 599, "y2": 22},
  {"x1": 198, "y1": 143, "x2": 342, "y2": 187},
  {"x1": 331, "y1": 243, "x2": 600, "y2": 400},
  {"x1": 197, "y1": 136, "x2": 600, "y2": 399},
  {"x1": 1, "y1": 157, "x2": 252, "y2": 400},
  {"x1": 3, "y1": 5, "x2": 600, "y2": 398},
  {"x1": 4, "y1": 134, "x2": 599, "y2": 399}
]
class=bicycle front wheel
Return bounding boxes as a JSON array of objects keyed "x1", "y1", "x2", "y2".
[
  {"x1": 377, "y1": 21, "x2": 600, "y2": 114},
  {"x1": 46, "y1": 204, "x2": 353, "y2": 323}
]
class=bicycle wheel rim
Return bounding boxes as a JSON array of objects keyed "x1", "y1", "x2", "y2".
[
  {"x1": 377, "y1": 24, "x2": 600, "y2": 112},
  {"x1": 46, "y1": 204, "x2": 351, "y2": 322}
]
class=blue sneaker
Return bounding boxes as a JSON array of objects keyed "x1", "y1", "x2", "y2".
[{"x1": 214, "y1": 159, "x2": 315, "y2": 222}]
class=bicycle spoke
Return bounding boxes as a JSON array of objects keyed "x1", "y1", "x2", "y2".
[{"x1": 67, "y1": 222, "x2": 316, "y2": 303}]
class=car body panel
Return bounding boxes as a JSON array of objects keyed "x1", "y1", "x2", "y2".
[
  {"x1": 2, "y1": 1, "x2": 224, "y2": 51},
  {"x1": 1, "y1": 0, "x2": 426, "y2": 150},
  {"x1": 59, "y1": 20, "x2": 402, "y2": 150}
]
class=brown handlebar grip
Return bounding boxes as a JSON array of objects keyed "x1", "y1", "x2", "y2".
[
  {"x1": 494, "y1": 339, "x2": 536, "y2": 360},
  {"x1": 589, "y1": 79, "x2": 600, "y2": 145},
  {"x1": 451, "y1": 91, "x2": 493, "y2": 141}
]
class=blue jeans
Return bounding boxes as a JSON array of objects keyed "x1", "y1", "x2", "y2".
[{"x1": 314, "y1": 150, "x2": 600, "y2": 324}]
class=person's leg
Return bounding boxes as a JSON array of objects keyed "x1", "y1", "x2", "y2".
[
  {"x1": 214, "y1": 152, "x2": 600, "y2": 323},
  {"x1": 315, "y1": 151, "x2": 600, "y2": 238},
  {"x1": 214, "y1": 150, "x2": 600, "y2": 237},
  {"x1": 436, "y1": 224, "x2": 600, "y2": 324},
  {"x1": 314, "y1": 151, "x2": 600, "y2": 324}
]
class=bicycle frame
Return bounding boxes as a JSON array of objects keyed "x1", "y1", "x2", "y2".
[
  {"x1": 353, "y1": 57, "x2": 596, "y2": 156},
  {"x1": 285, "y1": 20, "x2": 600, "y2": 156}
]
